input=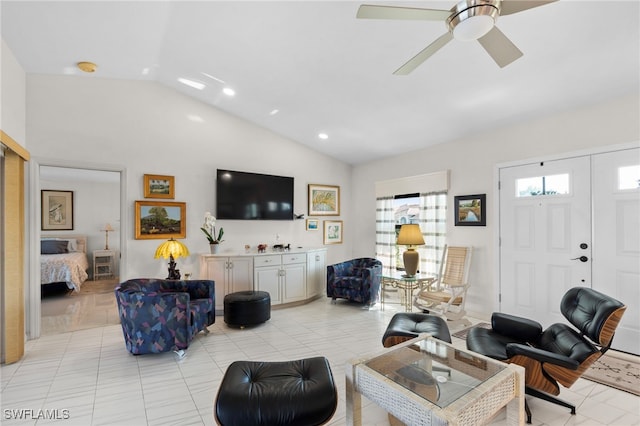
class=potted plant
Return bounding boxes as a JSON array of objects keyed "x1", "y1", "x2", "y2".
[{"x1": 201, "y1": 212, "x2": 224, "y2": 254}]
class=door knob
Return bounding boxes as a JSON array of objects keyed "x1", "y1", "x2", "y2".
[{"x1": 571, "y1": 256, "x2": 589, "y2": 262}]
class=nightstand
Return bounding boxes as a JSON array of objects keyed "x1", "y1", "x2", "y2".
[{"x1": 93, "y1": 250, "x2": 115, "y2": 280}]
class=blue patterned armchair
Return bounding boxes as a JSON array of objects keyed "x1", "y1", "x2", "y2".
[
  {"x1": 114, "y1": 278, "x2": 215, "y2": 355},
  {"x1": 327, "y1": 258, "x2": 382, "y2": 306}
]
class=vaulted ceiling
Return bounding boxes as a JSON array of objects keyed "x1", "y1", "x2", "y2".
[{"x1": 2, "y1": 1, "x2": 638, "y2": 164}]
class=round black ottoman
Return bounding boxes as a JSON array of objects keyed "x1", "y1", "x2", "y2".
[
  {"x1": 223, "y1": 291, "x2": 271, "y2": 328},
  {"x1": 382, "y1": 312, "x2": 451, "y2": 347},
  {"x1": 215, "y1": 357, "x2": 337, "y2": 426}
]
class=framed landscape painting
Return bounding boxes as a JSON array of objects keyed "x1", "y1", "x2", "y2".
[
  {"x1": 308, "y1": 184, "x2": 340, "y2": 216},
  {"x1": 135, "y1": 200, "x2": 186, "y2": 239},
  {"x1": 144, "y1": 174, "x2": 175, "y2": 199},
  {"x1": 41, "y1": 190, "x2": 74, "y2": 230},
  {"x1": 454, "y1": 194, "x2": 486, "y2": 226}
]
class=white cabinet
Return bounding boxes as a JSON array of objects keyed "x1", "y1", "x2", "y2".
[
  {"x1": 200, "y1": 256, "x2": 253, "y2": 312},
  {"x1": 306, "y1": 249, "x2": 327, "y2": 299},
  {"x1": 254, "y1": 253, "x2": 307, "y2": 305}
]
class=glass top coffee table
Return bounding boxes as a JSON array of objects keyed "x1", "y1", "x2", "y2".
[{"x1": 346, "y1": 334, "x2": 525, "y2": 425}]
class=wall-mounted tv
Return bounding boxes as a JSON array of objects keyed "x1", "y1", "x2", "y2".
[{"x1": 216, "y1": 169, "x2": 294, "y2": 220}]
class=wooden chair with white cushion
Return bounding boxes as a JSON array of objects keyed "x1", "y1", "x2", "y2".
[{"x1": 413, "y1": 245, "x2": 472, "y2": 326}]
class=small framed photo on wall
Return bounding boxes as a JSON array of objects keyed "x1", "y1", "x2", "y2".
[
  {"x1": 144, "y1": 174, "x2": 175, "y2": 199},
  {"x1": 135, "y1": 200, "x2": 186, "y2": 239},
  {"x1": 308, "y1": 184, "x2": 340, "y2": 216},
  {"x1": 454, "y1": 194, "x2": 486, "y2": 226},
  {"x1": 306, "y1": 219, "x2": 319, "y2": 230},
  {"x1": 323, "y1": 220, "x2": 343, "y2": 244}
]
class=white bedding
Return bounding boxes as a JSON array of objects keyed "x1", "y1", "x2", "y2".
[{"x1": 41, "y1": 252, "x2": 89, "y2": 292}]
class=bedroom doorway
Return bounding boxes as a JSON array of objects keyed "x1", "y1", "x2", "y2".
[{"x1": 28, "y1": 160, "x2": 127, "y2": 339}]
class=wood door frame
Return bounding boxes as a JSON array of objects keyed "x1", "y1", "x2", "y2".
[
  {"x1": 494, "y1": 141, "x2": 639, "y2": 313},
  {"x1": 27, "y1": 158, "x2": 127, "y2": 340}
]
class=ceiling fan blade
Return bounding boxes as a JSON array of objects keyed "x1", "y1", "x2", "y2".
[
  {"x1": 478, "y1": 26, "x2": 523, "y2": 68},
  {"x1": 357, "y1": 5, "x2": 450, "y2": 21},
  {"x1": 393, "y1": 32, "x2": 454, "y2": 75},
  {"x1": 499, "y1": 0, "x2": 558, "y2": 16}
]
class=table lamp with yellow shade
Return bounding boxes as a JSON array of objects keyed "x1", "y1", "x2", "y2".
[
  {"x1": 397, "y1": 224, "x2": 425, "y2": 277},
  {"x1": 155, "y1": 238, "x2": 190, "y2": 280}
]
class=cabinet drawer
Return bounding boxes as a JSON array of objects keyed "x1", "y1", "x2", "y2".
[
  {"x1": 254, "y1": 255, "x2": 281, "y2": 267},
  {"x1": 282, "y1": 253, "x2": 306, "y2": 265}
]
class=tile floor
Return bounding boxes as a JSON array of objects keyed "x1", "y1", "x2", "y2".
[{"x1": 1, "y1": 290, "x2": 639, "y2": 425}]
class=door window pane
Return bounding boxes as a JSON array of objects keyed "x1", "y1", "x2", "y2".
[
  {"x1": 516, "y1": 174, "x2": 569, "y2": 197},
  {"x1": 618, "y1": 165, "x2": 640, "y2": 190}
]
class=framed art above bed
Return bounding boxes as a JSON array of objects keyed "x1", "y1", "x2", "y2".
[{"x1": 42, "y1": 190, "x2": 74, "y2": 230}]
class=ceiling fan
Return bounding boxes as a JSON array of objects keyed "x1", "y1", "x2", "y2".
[{"x1": 357, "y1": 0, "x2": 557, "y2": 74}]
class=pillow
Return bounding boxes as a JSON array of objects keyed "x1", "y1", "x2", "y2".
[
  {"x1": 41, "y1": 237, "x2": 79, "y2": 252},
  {"x1": 41, "y1": 240, "x2": 69, "y2": 254}
]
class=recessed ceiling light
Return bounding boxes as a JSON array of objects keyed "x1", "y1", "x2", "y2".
[
  {"x1": 178, "y1": 78, "x2": 205, "y2": 90},
  {"x1": 223, "y1": 87, "x2": 235, "y2": 97},
  {"x1": 269, "y1": 109, "x2": 279, "y2": 116},
  {"x1": 318, "y1": 133, "x2": 329, "y2": 140}
]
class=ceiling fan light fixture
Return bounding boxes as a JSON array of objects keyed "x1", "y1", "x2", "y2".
[{"x1": 448, "y1": 1, "x2": 499, "y2": 41}]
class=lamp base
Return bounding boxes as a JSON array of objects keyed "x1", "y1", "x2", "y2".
[
  {"x1": 167, "y1": 255, "x2": 181, "y2": 280},
  {"x1": 403, "y1": 248, "x2": 419, "y2": 277}
]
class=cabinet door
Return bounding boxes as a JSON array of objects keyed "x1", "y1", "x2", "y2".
[
  {"x1": 283, "y1": 263, "x2": 306, "y2": 303},
  {"x1": 255, "y1": 266, "x2": 282, "y2": 304},
  {"x1": 307, "y1": 250, "x2": 326, "y2": 298},
  {"x1": 202, "y1": 257, "x2": 229, "y2": 312},
  {"x1": 228, "y1": 256, "x2": 254, "y2": 293}
]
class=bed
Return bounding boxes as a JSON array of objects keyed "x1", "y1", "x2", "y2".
[{"x1": 41, "y1": 235, "x2": 89, "y2": 292}]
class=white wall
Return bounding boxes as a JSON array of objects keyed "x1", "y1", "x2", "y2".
[
  {"x1": 0, "y1": 39, "x2": 26, "y2": 145},
  {"x1": 352, "y1": 94, "x2": 640, "y2": 319},
  {"x1": 26, "y1": 75, "x2": 353, "y2": 279}
]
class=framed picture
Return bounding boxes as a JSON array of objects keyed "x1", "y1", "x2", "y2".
[
  {"x1": 323, "y1": 220, "x2": 343, "y2": 245},
  {"x1": 143, "y1": 174, "x2": 175, "y2": 199},
  {"x1": 41, "y1": 190, "x2": 74, "y2": 230},
  {"x1": 135, "y1": 200, "x2": 186, "y2": 239},
  {"x1": 306, "y1": 219, "x2": 319, "y2": 231},
  {"x1": 454, "y1": 194, "x2": 486, "y2": 226},
  {"x1": 308, "y1": 184, "x2": 340, "y2": 216}
]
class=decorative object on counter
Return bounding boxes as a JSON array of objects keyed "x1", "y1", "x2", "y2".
[
  {"x1": 155, "y1": 238, "x2": 190, "y2": 280},
  {"x1": 308, "y1": 184, "x2": 340, "y2": 216},
  {"x1": 244, "y1": 244, "x2": 251, "y2": 253},
  {"x1": 135, "y1": 200, "x2": 186, "y2": 239},
  {"x1": 257, "y1": 244, "x2": 267, "y2": 253},
  {"x1": 396, "y1": 224, "x2": 425, "y2": 277},
  {"x1": 201, "y1": 212, "x2": 224, "y2": 254},
  {"x1": 143, "y1": 174, "x2": 175, "y2": 199},
  {"x1": 102, "y1": 223, "x2": 114, "y2": 249}
]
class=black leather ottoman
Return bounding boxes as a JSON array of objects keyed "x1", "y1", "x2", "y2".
[
  {"x1": 215, "y1": 356, "x2": 337, "y2": 426},
  {"x1": 223, "y1": 291, "x2": 270, "y2": 328},
  {"x1": 382, "y1": 312, "x2": 451, "y2": 347}
]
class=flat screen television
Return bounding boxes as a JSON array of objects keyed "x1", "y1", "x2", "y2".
[{"x1": 216, "y1": 169, "x2": 294, "y2": 220}]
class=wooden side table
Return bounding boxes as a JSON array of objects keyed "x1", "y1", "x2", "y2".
[{"x1": 93, "y1": 249, "x2": 114, "y2": 280}]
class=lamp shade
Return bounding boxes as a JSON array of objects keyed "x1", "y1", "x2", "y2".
[
  {"x1": 397, "y1": 224, "x2": 425, "y2": 246},
  {"x1": 154, "y1": 238, "x2": 190, "y2": 259},
  {"x1": 103, "y1": 223, "x2": 114, "y2": 232}
]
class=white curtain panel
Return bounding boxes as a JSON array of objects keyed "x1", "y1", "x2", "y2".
[
  {"x1": 375, "y1": 196, "x2": 395, "y2": 270},
  {"x1": 418, "y1": 192, "x2": 447, "y2": 277}
]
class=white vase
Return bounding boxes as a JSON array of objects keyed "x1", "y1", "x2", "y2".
[{"x1": 210, "y1": 243, "x2": 220, "y2": 254}]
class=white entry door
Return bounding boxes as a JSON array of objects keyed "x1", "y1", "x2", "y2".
[
  {"x1": 499, "y1": 156, "x2": 592, "y2": 327},
  {"x1": 499, "y1": 148, "x2": 640, "y2": 354},
  {"x1": 592, "y1": 148, "x2": 640, "y2": 354}
]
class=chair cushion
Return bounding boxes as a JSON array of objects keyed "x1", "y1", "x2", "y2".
[
  {"x1": 466, "y1": 327, "x2": 525, "y2": 361},
  {"x1": 538, "y1": 323, "x2": 597, "y2": 363},
  {"x1": 417, "y1": 290, "x2": 463, "y2": 305}
]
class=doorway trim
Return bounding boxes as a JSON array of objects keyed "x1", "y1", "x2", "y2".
[
  {"x1": 493, "y1": 141, "x2": 640, "y2": 313},
  {"x1": 27, "y1": 157, "x2": 127, "y2": 340}
]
